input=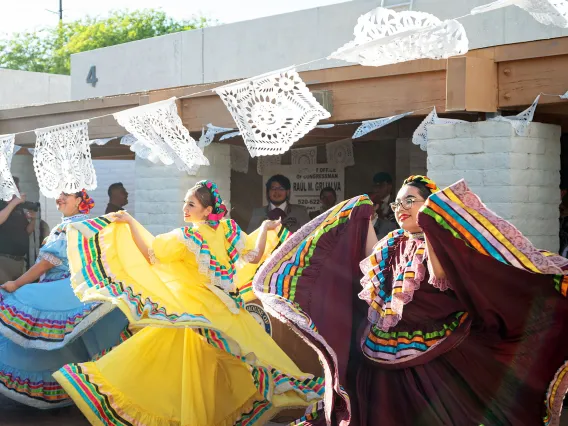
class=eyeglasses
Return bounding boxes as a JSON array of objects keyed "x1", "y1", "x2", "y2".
[
  {"x1": 390, "y1": 198, "x2": 425, "y2": 212},
  {"x1": 269, "y1": 186, "x2": 287, "y2": 192}
]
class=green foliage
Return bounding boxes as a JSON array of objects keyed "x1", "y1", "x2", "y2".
[{"x1": 0, "y1": 9, "x2": 211, "y2": 75}]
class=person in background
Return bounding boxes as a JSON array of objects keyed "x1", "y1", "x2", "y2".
[
  {"x1": 39, "y1": 219, "x2": 51, "y2": 247},
  {"x1": 105, "y1": 182, "x2": 129, "y2": 214},
  {"x1": 310, "y1": 187, "x2": 337, "y2": 219},
  {"x1": 0, "y1": 177, "x2": 34, "y2": 282},
  {"x1": 368, "y1": 173, "x2": 397, "y2": 240},
  {"x1": 247, "y1": 174, "x2": 310, "y2": 233},
  {"x1": 370, "y1": 172, "x2": 395, "y2": 223}
]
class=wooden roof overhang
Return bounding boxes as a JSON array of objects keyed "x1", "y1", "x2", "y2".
[{"x1": 3, "y1": 36, "x2": 568, "y2": 158}]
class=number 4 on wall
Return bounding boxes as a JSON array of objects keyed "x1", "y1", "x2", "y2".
[{"x1": 86, "y1": 66, "x2": 98, "y2": 87}]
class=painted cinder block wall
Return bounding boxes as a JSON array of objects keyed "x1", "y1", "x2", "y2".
[{"x1": 427, "y1": 121, "x2": 561, "y2": 252}]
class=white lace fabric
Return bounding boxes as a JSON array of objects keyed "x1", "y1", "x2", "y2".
[
  {"x1": 0, "y1": 134, "x2": 20, "y2": 201},
  {"x1": 242, "y1": 249, "x2": 260, "y2": 263},
  {"x1": 214, "y1": 68, "x2": 331, "y2": 157},
  {"x1": 412, "y1": 108, "x2": 466, "y2": 151},
  {"x1": 329, "y1": 7, "x2": 469, "y2": 67},
  {"x1": 114, "y1": 98, "x2": 210, "y2": 174},
  {"x1": 39, "y1": 252, "x2": 63, "y2": 267},
  {"x1": 472, "y1": 0, "x2": 568, "y2": 28},
  {"x1": 33, "y1": 121, "x2": 97, "y2": 198}
]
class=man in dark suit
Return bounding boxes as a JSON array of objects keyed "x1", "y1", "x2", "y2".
[
  {"x1": 369, "y1": 172, "x2": 397, "y2": 241},
  {"x1": 247, "y1": 174, "x2": 310, "y2": 234}
]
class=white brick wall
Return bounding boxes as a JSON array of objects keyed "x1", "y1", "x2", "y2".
[
  {"x1": 135, "y1": 144, "x2": 231, "y2": 235},
  {"x1": 427, "y1": 121, "x2": 561, "y2": 252},
  {"x1": 396, "y1": 138, "x2": 427, "y2": 189},
  {"x1": 89, "y1": 160, "x2": 136, "y2": 218}
]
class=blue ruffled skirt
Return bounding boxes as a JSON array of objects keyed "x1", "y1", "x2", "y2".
[{"x1": 0, "y1": 277, "x2": 128, "y2": 408}]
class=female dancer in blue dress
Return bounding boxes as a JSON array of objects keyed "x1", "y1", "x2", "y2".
[{"x1": 0, "y1": 190, "x2": 128, "y2": 409}]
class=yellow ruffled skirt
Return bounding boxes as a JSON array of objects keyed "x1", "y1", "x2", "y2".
[{"x1": 53, "y1": 217, "x2": 323, "y2": 425}]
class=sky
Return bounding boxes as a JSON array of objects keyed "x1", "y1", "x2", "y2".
[{"x1": 0, "y1": 0, "x2": 349, "y2": 35}]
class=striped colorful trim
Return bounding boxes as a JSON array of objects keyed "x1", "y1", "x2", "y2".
[
  {"x1": 362, "y1": 312, "x2": 468, "y2": 362},
  {"x1": 0, "y1": 295, "x2": 101, "y2": 342},
  {"x1": 421, "y1": 180, "x2": 565, "y2": 276},
  {"x1": 57, "y1": 364, "x2": 133, "y2": 426},
  {"x1": 238, "y1": 226, "x2": 291, "y2": 298},
  {"x1": 260, "y1": 196, "x2": 372, "y2": 302},
  {"x1": 553, "y1": 275, "x2": 568, "y2": 298},
  {"x1": 225, "y1": 219, "x2": 244, "y2": 264},
  {"x1": 179, "y1": 224, "x2": 245, "y2": 311},
  {"x1": 290, "y1": 401, "x2": 324, "y2": 425},
  {"x1": 0, "y1": 369, "x2": 69, "y2": 405},
  {"x1": 359, "y1": 229, "x2": 433, "y2": 331},
  {"x1": 544, "y1": 361, "x2": 568, "y2": 426},
  {"x1": 56, "y1": 327, "x2": 325, "y2": 426},
  {"x1": 74, "y1": 229, "x2": 211, "y2": 325},
  {"x1": 181, "y1": 226, "x2": 238, "y2": 284}
]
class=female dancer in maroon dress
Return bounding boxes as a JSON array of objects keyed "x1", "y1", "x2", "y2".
[{"x1": 254, "y1": 175, "x2": 568, "y2": 425}]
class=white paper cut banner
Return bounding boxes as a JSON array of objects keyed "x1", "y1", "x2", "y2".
[
  {"x1": 90, "y1": 137, "x2": 114, "y2": 146},
  {"x1": 326, "y1": 139, "x2": 355, "y2": 167},
  {"x1": 119, "y1": 134, "x2": 155, "y2": 162},
  {"x1": 257, "y1": 154, "x2": 282, "y2": 175},
  {"x1": 231, "y1": 146, "x2": 249, "y2": 173},
  {"x1": 34, "y1": 120, "x2": 97, "y2": 198},
  {"x1": 352, "y1": 112, "x2": 414, "y2": 139},
  {"x1": 472, "y1": 0, "x2": 568, "y2": 28},
  {"x1": 489, "y1": 95, "x2": 540, "y2": 136},
  {"x1": 214, "y1": 67, "x2": 331, "y2": 158},
  {"x1": 0, "y1": 134, "x2": 20, "y2": 201},
  {"x1": 199, "y1": 123, "x2": 235, "y2": 148},
  {"x1": 217, "y1": 124, "x2": 334, "y2": 142},
  {"x1": 291, "y1": 146, "x2": 317, "y2": 165},
  {"x1": 114, "y1": 98, "x2": 209, "y2": 174},
  {"x1": 220, "y1": 131, "x2": 241, "y2": 141},
  {"x1": 329, "y1": 7, "x2": 469, "y2": 67},
  {"x1": 412, "y1": 108, "x2": 467, "y2": 151},
  {"x1": 560, "y1": 91, "x2": 568, "y2": 99}
]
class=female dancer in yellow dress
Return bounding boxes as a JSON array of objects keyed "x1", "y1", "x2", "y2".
[{"x1": 53, "y1": 180, "x2": 324, "y2": 426}]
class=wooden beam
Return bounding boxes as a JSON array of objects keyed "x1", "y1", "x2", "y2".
[
  {"x1": 0, "y1": 94, "x2": 142, "y2": 120},
  {"x1": 0, "y1": 95, "x2": 146, "y2": 146},
  {"x1": 494, "y1": 37, "x2": 568, "y2": 62},
  {"x1": 446, "y1": 56, "x2": 497, "y2": 112},
  {"x1": 181, "y1": 70, "x2": 447, "y2": 131},
  {"x1": 498, "y1": 54, "x2": 568, "y2": 108}
]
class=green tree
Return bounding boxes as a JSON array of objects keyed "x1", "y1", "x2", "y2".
[{"x1": 0, "y1": 9, "x2": 212, "y2": 75}]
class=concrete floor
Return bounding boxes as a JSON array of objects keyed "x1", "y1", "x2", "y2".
[
  {"x1": 0, "y1": 395, "x2": 284, "y2": 426},
  {"x1": 2, "y1": 394, "x2": 567, "y2": 425},
  {"x1": 0, "y1": 395, "x2": 88, "y2": 426}
]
